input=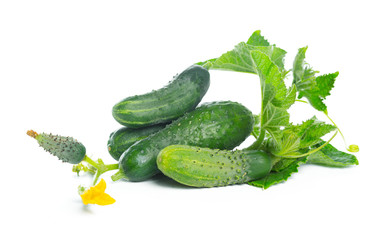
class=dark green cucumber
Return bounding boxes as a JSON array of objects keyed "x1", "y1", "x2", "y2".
[
  {"x1": 118, "y1": 101, "x2": 254, "y2": 181},
  {"x1": 107, "y1": 124, "x2": 166, "y2": 160},
  {"x1": 27, "y1": 130, "x2": 86, "y2": 164},
  {"x1": 157, "y1": 145, "x2": 272, "y2": 187},
  {"x1": 112, "y1": 65, "x2": 210, "y2": 128}
]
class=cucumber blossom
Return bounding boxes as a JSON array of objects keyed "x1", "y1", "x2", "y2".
[
  {"x1": 27, "y1": 130, "x2": 86, "y2": 164},
  {"x1": 112, "y1": 65, "x2": 210, "y2": 128},
  {"x1": 107, "y1": 124, "x2": 166, "y2": 160},
  {"x1": 157, "y1": 145, "x2": 272, "y2": 187},
  {"x1": 118, "y1": 101, "x2": 254, "y2": 181}
]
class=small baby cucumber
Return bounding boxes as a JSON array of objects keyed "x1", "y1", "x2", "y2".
[
  {"x1": 107, "y1": 124, "x2": 166, "y2": 160},
  {"x1": 117, "y1": 101, "x2": 254, "y2": 182},
  {"x1": 27, "y1": 130, "x2": 86, "y2": 164},
  {"x1": 112, "y1": 65, "x2": 210, "y2": 128},
  {"x1": 157, "y1": 145, "x2": 272, "y2": 187}
]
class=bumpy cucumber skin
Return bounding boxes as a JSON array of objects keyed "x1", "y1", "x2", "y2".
[
  {"x1": 107, "y1": 124, "x2": 166, "y2": 160},
  {"x1": 119, "y1": 101, "x2": 254, "y2": 181},
  {"x1": 36, "y1": 133, "x2": 86, "y2": 164},
  {"x1": 157, "y1": 145, "x2": 272, "y2": 187},
  {"x1": 112, "y1": 65, "x2": 210, "y2": 128}
]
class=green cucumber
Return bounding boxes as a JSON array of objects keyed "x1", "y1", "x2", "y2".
[
  {"x1": 107, "y1": 124, "x2": 166, "y2": 160},
  {"x1": 116, "y1": 101, "x2": 254, "y2": 182},
  {"x1": 27, "y1": 130, "x2": 86, "y2": 164},
  {"x1": 157, "y1": 145, "x2": 272, "y2": 187},
  {"x1": 112, "y1": 65, "x2": 210, "y2": 128}
]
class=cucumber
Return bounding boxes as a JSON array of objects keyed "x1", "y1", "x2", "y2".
[
  {"x1": 117, "y1": 101, "x2": 254, "y2": 181},
  {"x1": 27, "y1": 130, "x2": 86, "y2": 164},
  {"x1": 157, "y1": 145, "x2": 272, "y2": 187},
  {"x1": 112, "y1": 65, "x2": 210, "y2": 128},
  {"x1": 107, "y1": 124, "x2": 166, "y2": 160}
]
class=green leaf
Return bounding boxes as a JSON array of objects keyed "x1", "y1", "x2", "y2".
[
  {"x1": 293, "y1": 46, "x2": 314, "y2": 84},
  {"x1": 249, "y1": 159, "x2": 305, "y2": 189},
  {"x1": 306, "y1": 141, "x2": 359, "y2": 167},
  {"x1": 251, "y1": 50, "x2": 291, "y2": 105},
  {"x1": 206, "y1": 42, "x2": 257, "y2": 73},
  {"x1": 298, "y1": 117, "x2": 337, "y2": 149},
  {"x1": 250, "y1": 50, "x2": 295, "y2": 142},
  {"x1": 261, "y1": 103, "x2": 290, "y2": 142},
  {"x1": 267, "y1": 128, "x2": 301, "y2": 157},
  {"x1": 292, "y1": 47, "x2": 338, "y2": 112},
  {"x1": 267, "y1": 116, "x2": 336, "y2": 158},
  {"x1": 196, "y1": 30, "x2": 287, "y2": 74},
  {"x1": 303, "y1": 72, "x2": 338, "y2": 112},
  {"x1": 315, "y1": 72, "x2": 338, "y2": 98},
  {"x1": 271, "y1": 158, "x2": 299, "y2": 172},
  {"x1": 246, "y1": 30, "x2": 270, "y2": 46},
  {"x1": 254, "y1": 46, "x2": 286, "y2": 72},
  {"x1": 196, "y1": 58, "x2": 217, "y2": 70}
]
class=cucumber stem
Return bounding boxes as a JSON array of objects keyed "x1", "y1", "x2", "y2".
[
  {"x1": 92, "y1": 170, "x2": 102, "y2": 186},
  {"x1": 111, "y1": 169, "x2": 128, "y2": 181},
  {"x1": 82, "y1": 155, "x2": 98, "y2": 168},
  {"x1": 82, "y1": 155, "x2": 119, "y2": 185}
]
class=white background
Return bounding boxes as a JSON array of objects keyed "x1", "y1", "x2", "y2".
[{"x1": 1, "y1": 1, "x2": 377, "y2": 239}]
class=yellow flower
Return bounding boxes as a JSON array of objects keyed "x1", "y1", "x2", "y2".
[{"x1": 80, "y1": 179, "x2": 115, "y2": 206}]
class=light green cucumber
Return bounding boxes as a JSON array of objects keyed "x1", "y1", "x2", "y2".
[
  {"x1": 27, "y1": 130, "x2": 86, "y2": 164},
  {"x1": 157, "y1": 145, "x2": 272, "y2": 187}
]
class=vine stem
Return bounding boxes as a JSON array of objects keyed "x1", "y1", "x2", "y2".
[
  {"x1": 247, "y1": 81, "x2": 266, "y2": 150},
  {"x1": 246, "y1": 129, "x2": 266, "y2": 150}
]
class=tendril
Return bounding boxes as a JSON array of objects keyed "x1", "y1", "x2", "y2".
[
  {"x1": 294, "y1": 99, "x2": 359, "y2": 153},
  {"x1": 347, "y1": 144, "x2": 359, "y2": 153},
  {"x1": 323, "y1": 111, "x2": 359, "y2": 153}
]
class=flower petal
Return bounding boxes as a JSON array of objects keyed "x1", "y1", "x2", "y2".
[
  {"x1": 95, "y1": 179, "x2": 107, "y2": 192},
  {"x1": 80, "y1": 179, "x2": 115, "y2": 206},
  {"x1": 80, "y1": 190, "x2": 95, "y2": 205},
  {"x1": 92, "y1": 193, "x2": 116, "y2": 206}
]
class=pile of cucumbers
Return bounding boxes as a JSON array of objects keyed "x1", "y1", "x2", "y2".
[{"x1": 108, "y1": 65, "x2": 272, "y2": 187}]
